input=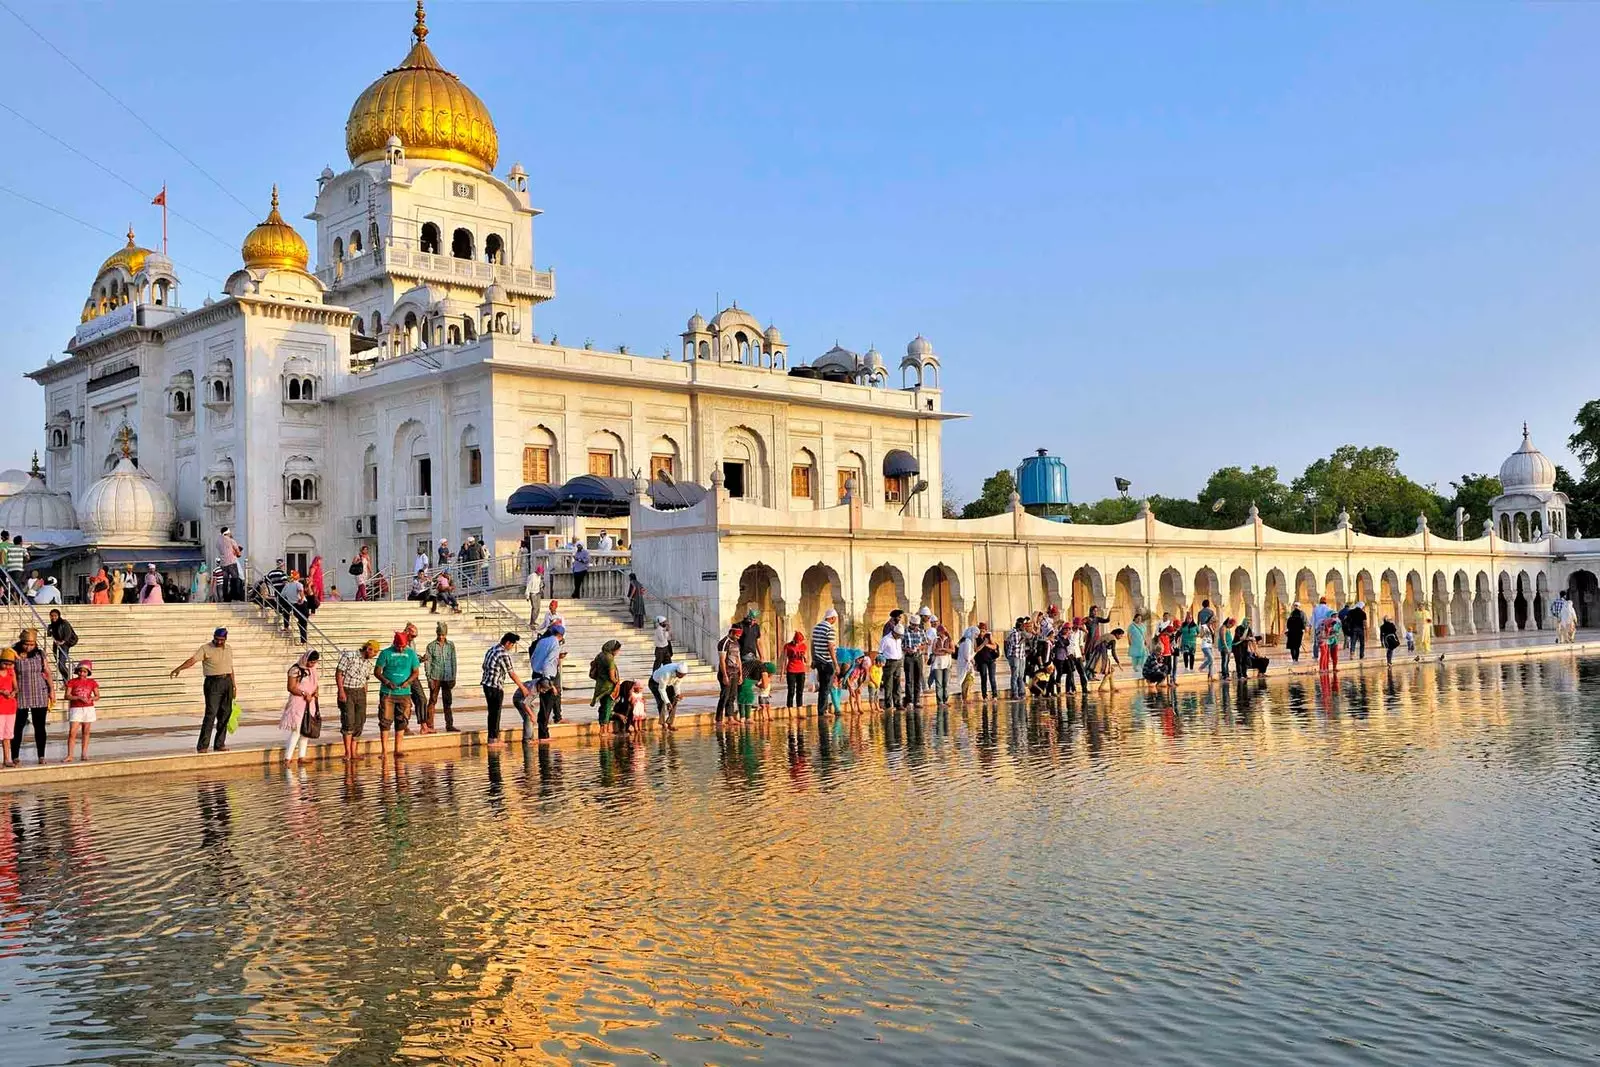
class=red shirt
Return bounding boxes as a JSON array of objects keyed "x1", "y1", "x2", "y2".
[
  {"x1": 783, "y1": 640, "x2": 808, "y2": 674},
  {"x1": 1157, "y1": 630, "x2": 1173, "y2": 656},
  {"x1": 0, "y1": 665, "x2": 16, "y2": 717},
  {"x1": 66, "y1": 677, "x2": 99, "y2": 708}
]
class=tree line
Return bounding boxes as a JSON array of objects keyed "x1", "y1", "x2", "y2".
[{"x1": 950, "y1": 401, "x2": 1600, "y2": 538}]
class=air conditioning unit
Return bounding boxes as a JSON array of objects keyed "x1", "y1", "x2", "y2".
[{"x1": 175, "y1": 519, "x2": 201, "y2": 541}]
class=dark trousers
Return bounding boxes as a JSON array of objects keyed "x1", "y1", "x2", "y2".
[
  {"x1": 1351, "y1": 632, "x2": 1366, "y2": 659},
  {"x1": 483, "y1": 684, "x2": 505, "y2": 739},
  {"x1": 716, "y1": 678, "x2": 738, "y2": 720},
  {"x1": 427, "y1": 679, "x2": 455, "y2": 729},
  {"x1": 289, "y1": 603, "x2": 307, "y2": 642},
  {"x1": 814, "y1": 661, "x2": 836, "y2": 714},
  {"x1": 10, "y1": 706, "x2": 46, "y2": 761},
  {"x1": 572, "y1": 571, "x2": 587, "y2": 598},
  {"x1": 198, "y1": 675, "x2": 233, "y2": 751},
  {"x1": 978, "y1": 660, "x2": 998, "y2": 699},
  {"x1": 538, "y1": 686, "x2": 559, "y2": 739},
  {"x1": 410, "y1": 677, "x2": 426, "y2": 727},
  {"x1": 881, "y1": 659, "x2": 904, "y2": 709},
  {"x1": 654, "y1": 645, "x2": 673, "y2": 668},
  {"x1": 786, "y1": 671, "x2": 806, "y2": 708},
  {"x1": 52, "y1": 644, "x2": 72, "y2": 684},
  {"x1": 1182, "y1": 648, "x2": 1196, "y2": 669},
  {"x1": 1063, "y1": 656, "x2": 1088, "y2": 692},
  {"x1": 904, "y1": 652, "x2": 925, "y2": 705},
  {"x1": 649, "y1": 679, "x2": 674, "y2": 717},
  {"x1": 1287, "y1": 634, "x2": 1302, "y2": 661},
  {"x1": 222, "y1": 563, "x2": 243, "y2": 602}
]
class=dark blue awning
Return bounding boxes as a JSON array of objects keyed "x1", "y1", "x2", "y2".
[
  {"x1": 96, "y1": 546, "x2": 205, "y2": 566},
  {"x1": 647, "y1": 479, "x2": 707, "y2": 511},
  {"x1": 507, "y1": 483, "x2": 563, "y2": 514},
  {"x1": 883, "y1": 449, "x2": 920, "y2": 478}
]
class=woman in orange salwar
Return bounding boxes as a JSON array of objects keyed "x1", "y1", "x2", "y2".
[{"x1": 89, "y1": 567, "x2": 111, "y2": 606}]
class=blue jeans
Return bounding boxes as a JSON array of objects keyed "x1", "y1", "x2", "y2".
[
  {"x1": 933, "y1": 667, "x2": 949, "y2": 703},
  {"x1": 978, "y1": 660, "x2": 998, "y2": 699},
  {"x1": 1007, "y1": 653, "x2": 1024, "y2": 698}
]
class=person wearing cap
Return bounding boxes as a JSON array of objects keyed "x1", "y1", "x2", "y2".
[
  {"x1": 527, "y1": 624, "x2": 565, "y2": 740},
  {"x1": 374, "y1": 631, "x2": 421, "y2": 759},
  {"x1": 903, "y1": 610, "x2": 929, "y2": 708},
  {"x1": 138, "y1": 562, "x2": 164, "y2": 605},
  {"x1": 652, "y1": 615, "x2": 673, "y2": 668},
  {"x1": 650, "y1": 659, "x2": 688, "y2": 730},
  {"x1": 811, "y1": 608, "x2": 839, "y2": 715},
  {"x1": 739, "y1": 608, "x2": 764, "y2": 679},
  {"x1": 171, "y1": 627, "x2": 235, "y2": 753},
  {"x1": 0, "y1": 647, "x2": 17, "y2": 768},
  {"x1": 423, "y1": 622, "x2": 458, "y2": 732},
  {"x1": 481, "y1": 632, "x2": 527, "y2": 747},
  {"x1": 61, "y1": 658, "x2": 101, "y2": 763},
  {"x1": 336, "y1": 640, "x2": 379, "y2": 761},
  {"x1": 33, "y1": 575, "x2": 62, "y2": 607},
  {"x1": 436, "y1": 538, "x2": 452, "y2": 567}
]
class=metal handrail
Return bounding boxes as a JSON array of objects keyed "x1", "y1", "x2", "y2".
[
  {"x1": 1, "y1": 570, "x2": 52, "y2": 640},
  {"x1": 632, "y1": 579, "x2": 718, "y2": 662},
  {"x1": 390, "y1": 551, "x2": 529, "y2": 602},
  {"x1": 239, "y1": 559, "x2": 348, "y2": 658}
]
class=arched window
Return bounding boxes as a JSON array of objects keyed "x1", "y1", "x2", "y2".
[
  {"x1": 451, "y1": 227, "x2": 474, "y2": 260},
  {"x1": 484, "y1": 233, "x2": 504, "y2": 263},
  {"x1": 333, "y1": 236, "x2": 344, "y2": 261},
  {"x1": 447, "y1": 324, "x2": 461, "y2": 345},
  {"x1": 289, "y1": 478, "x2": 304, "y2": 501},
  {"x1": 463, "y1": 316, "x2": 476, "y2": 342},
  {"x1": 697, "y1": 339, "x2": 710, "y2": 360},
  {"x1": 371, "y1": 310, "x2": 383, "y2": 335},
  {"x1": 288, "y1": 379, "x2": 302, "y2": 401},
  {"x1": 420, "y1": 222, "x2": 441, "y2": 254},
  {"x1": 403, "y1": 312, "x2": 419, "y2": 353},
  {"x1": 302, "y1": 378, "x2": 314, "y2": 402},
  {"x1": 349, "y1": 230, "x2": 363, "y2": 255}
]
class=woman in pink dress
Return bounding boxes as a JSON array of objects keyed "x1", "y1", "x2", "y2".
[
  {"x1": 279, "y1": 651, "x2": 320, "y2": 765},
  {"x1": 138, "y1": 565, "x2": 164, "y2": 604}
]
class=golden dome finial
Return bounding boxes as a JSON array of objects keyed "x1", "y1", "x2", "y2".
[
  {"x1": 125, "y1": 224, "x2": 136, "y2": 246},
  {"x1": 344, "y1": 0, "x2": 498, "y2": 172},
  {"x1": 241, "y1": 184, "x2": 309, "y2": 272}
]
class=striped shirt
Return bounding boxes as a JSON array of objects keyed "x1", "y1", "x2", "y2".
[
  {"x1": 810, "y1": 620, "x2": 836, "y2": 664},
  {"x1": 481, "y1": 645, "x2": 514, "y2": 690}
]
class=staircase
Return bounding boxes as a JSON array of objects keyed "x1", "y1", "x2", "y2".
[{"x1": 35, "y1": 596, "x2": 715, "y2": 722}]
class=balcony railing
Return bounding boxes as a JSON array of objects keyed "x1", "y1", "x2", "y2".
[
  {"x1": 395, "y1": 494, "x2": 432, "y2": 519},
  {"x1": 318, "y1": 239, "x2": 554, "y2": 299}
]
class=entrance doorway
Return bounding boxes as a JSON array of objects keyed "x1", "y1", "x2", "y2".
[{"x1": 1573, "y1": 570, "x2": 1599, "y2": 628}]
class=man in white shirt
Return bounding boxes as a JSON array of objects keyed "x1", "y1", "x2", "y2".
[
  {"x1": 879, "y1": 624, "x2": 905, "y2": 710},
  {"x1": 649, "y1": 660, "x2": 688, "y2": 729},
  {"x1": 32, "y1": 577, "x2": 62, "y2": 605},
  {"x1": 652, "y1": 615, "x2": 673, "y2": 668},
  {"x1": 414, "y1": 546, "x2": 430, "y2": 575},
  {"x1": 597, "y1": 531, "x2": 615, "y2": 552}
]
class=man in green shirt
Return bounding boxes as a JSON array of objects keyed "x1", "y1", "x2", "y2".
[
  {"x1": 422, "y1": 621, "x2": 458, "y2": 733},
  {"x1": 374, "y1": 631, "x2": 421, "y2": 759}
]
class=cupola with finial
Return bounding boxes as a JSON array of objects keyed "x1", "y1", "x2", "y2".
[{"x1": 241, "y1": 185, "x2": 310, "y2": 272}]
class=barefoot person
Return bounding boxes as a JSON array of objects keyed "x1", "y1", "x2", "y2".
[
  {"x1": 170, "y1": 628, "x2": 235, "y2": 753},
  {"x1": 63, "y1": 661, "x2": 99, "y2": 762},
  {"x1": 373, "y1": 631, "x2": 420, "y2": 760},
  {"x1": 336, "y1": 640, "x2": 378, "y2": 762},
  {"x1": 0, "y1": 648, "x2": 17, "y2": 768}
]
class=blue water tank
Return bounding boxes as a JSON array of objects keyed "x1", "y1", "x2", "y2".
[{"x1": 1017, "y1": 448, "x2": 1070, "y2": 520}]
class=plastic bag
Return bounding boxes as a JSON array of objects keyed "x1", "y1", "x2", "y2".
[{"x1": 226, "y1": 699, "x2": 242, "y2": 734}]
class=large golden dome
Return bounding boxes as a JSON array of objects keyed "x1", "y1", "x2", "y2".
[
  {"x1": 98, "y1": 226, "x2": 151, "y2": 276},
  {"x1": 241, "y1": 186, "x2": 309, "y2": 271},
  {"x1": 345, "y1": 1, "x2": 498, "y2": 173}
]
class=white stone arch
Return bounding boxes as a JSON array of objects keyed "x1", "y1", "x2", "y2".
[
  {"x1": 1295, "y1": 567, "x2": 1318, "y2": 606},
  {"x1": 1514, "y1": 570, "x2": 1533, "y2": 630},
  {"x1": 1451, "y1": 570, "x2": 1473, "y2": 634},
  {"x1": 1354, "y1": 569, "x2": 1376, "y2": 607},
  {"x1": 1325, "y1": 568, "x2": 1346, "y2": 605},
  {"x1": 1380, "y1": 568, "x2": 1404, "y2": 631},
  {"x1": 1112, "y1": 566, "x2": 1144, "y2": 628},
  {"x1": 1192, "y1": 566, "x2": 1221, "y2": 617},
  {"x1": 1157, "y1": 566, "x2": 1185, "y2": 618},
  {"x1": 866, "y1": 562, "x2": 909, "y2": 638},
  {"x1": 1534, "y1": 572, "x2": 1551, "y2": 629},
  {"x1": 836, "y1": 449, "x2": 867, "y2": 506},
  {"x1": 459, "y1": 424, "x2": 481, "y2": 487},
  {"x1": 1040, "y1": 565, "x2": 1063, "y2": 611},
  {"x1": 1228, "y1": 567, "x2": 1253, "y2": 626},
  {"x1": 361, "y1": 444, "x2": 378, "y2": 504},
  {"x1": 1070, "y1": 565, "x2": 1106, "y2": 619},
  {"x1": 282, "y1": 454, "x2": 319, "y2": 504},
  {"x1": 522, "y1": 423, "x2": 560, "y2": 484},
  {"x1": 798, "y1": 562, "x2": 846, "y2": 641},
  {"x1": 1474, "y1": 571, "x2": 1494, "y2": 632},
  {"x1": 721, "y1": 424, "x2": 770, "y2": 505},
  {"x1": 584, "y1": 428, "x2": 627, "y2": 478},
  {"x1": 1262, "y1": 568, "x2": 1288, "y2": 636},
  {"x1": 393, "y1": 418, "x2": 431, "y2": 499},
  {"x1": 920, "y1": 563, "x2": 966, "y2": 621},
  {"x1": 1404, "y1": 570, "x2": 1426, "y2": 633},
  {"x1": 1430, "y1": 570, "x2": 1451, "y2": 635},
  {"x1": 735, "y1": 562, "x2": 785, "y2": 653}
]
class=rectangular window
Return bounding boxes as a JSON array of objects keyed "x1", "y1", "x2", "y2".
[
  {"x1": 837, "y1": 470, "x2": 855, "y2": 504},
  {"x1": 883, "y1": 476, "x2": 903, "y2": 504},
  {"x1": 286, "y1": 551, "x2": 309, "y2": 578},
  {"x1": 791, "y1": 464, "x2": 813, "y2": 499},
  {"x1": 417, "y1": 457, "x2": 432, "y2": 497},
  {"x1": 723, "y1": 461, "x2": 747, "y2": 499},
  {"x1": 365, "y1": 464, "x2": 378, "y2": 501},
  {"x1": 522, "y1": 446, "x2": 550, "y2": 484},
  {"x1": 467, "y1": 447, "x2": 482, "y2": 486},
  {"x1": 650, "y1": 454, "x2": 675, "y2": 480},
  {"x1": 588, "y1": 451, "x2": 615, "y2": 478}
]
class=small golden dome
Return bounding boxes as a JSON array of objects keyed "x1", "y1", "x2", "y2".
[
  {"x1": 345, "y1": 1, "x2": 498, "y2": 173},
  {"x1": 240, "y1": 186, "x2": 310, "y2": 272},
  {"x1": 98, "y1": 226, "x2": 151, "y2": 276}
]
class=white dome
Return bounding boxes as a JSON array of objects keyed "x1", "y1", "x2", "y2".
[
  {"x1": 686, "y1": 311, "x2": 707, "y2": 332},
  {"x1": 0, "y1": 474, "x2": 77, "y2": 533},
  {"x1": 1499, "y1": 425, "x2": 1556, "y2": 492},
  {"x1": 764, "y1": 323, "x2": 783, "y2": 343},
  {"x1": 907, "y1": 334, "x2": 933, "y2": 359},
  {"x1": 482, "y1": 281, "x2": 508, "y2": 304},
  {"x1": 0, "y1": 468, "x2": 32, "y2": 498},
  {"x1": 77, "y1": 457, "x2": 176, "y2": 545}
]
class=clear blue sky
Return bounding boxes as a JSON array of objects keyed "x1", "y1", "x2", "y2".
[{"x1": 2, "y1": 2, "x2": 1597, "y2": 504}]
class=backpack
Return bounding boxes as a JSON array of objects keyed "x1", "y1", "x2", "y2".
[{"x1": 589, "y1": 654, "x2": 608, "y2": 681}]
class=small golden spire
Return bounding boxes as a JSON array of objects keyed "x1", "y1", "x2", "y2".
[
  {"x1": 115, "y1": 425, "x2": 135, "y2": 459},
  {"x1": 413, "y1": 0, "x2": 428, "y2": 43},
  {"x1": 270, "y1": 184, "x2": 280, "y2": 211},
  {"x1": 125, "y1": 224, "x2": 136, "y2": 246}
]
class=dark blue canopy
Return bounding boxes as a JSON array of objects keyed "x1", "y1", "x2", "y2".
[
  {"x1": 883, "y1": 449, "x2": 921, "y2": 478},
  {"x1": 508, "y1": 476, "x2": 708, "y2": 518},
  {"x1": 506, "y1": 483, "x2": 563, "y2": 514}
]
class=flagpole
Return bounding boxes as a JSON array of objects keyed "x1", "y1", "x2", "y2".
[{"x1": 152, "y1": 184, "x2": 168, "y2": 254}]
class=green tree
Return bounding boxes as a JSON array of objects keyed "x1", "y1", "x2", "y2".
[
  {"x1": 1197, "y1": 465, "x2": 1292, "y2": 527},
  {"x1": 941, "y1": 473, "x2": 963, "y2": 519},
  {"x1": 1556, "y1": 465, "x2": 1600, "y2": 538},
  {"x1": 1068, "y1": 496, "x2": 1140, "y2": 524},
  {"x1": 1445, "y1": 473, "x2": 1502, "y2": 533},
  {"x1": 1289, "y1": 445, "x2": 1448, "y2": 536},
  {"x1": 961, "y1": 470, "x2": 1016, "y2": 519},
  {"x1": 1568, "y1": 402, "x2": 1600, "y2": 477}
]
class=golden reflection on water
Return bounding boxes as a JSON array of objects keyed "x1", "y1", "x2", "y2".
[{"x1": 3, "y1": 656, "x2": 1599, "y2": 1066}]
